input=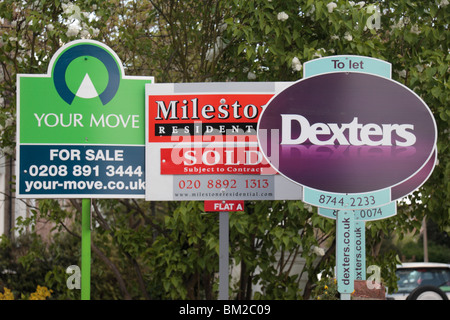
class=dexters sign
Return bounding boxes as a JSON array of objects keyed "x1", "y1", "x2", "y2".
[
  {"x1": 258, "y1": 55, "x2": 437, "y2": 297},
  {"x1": 257, "y1": 64, "x2": 437, "y2": 207},
  {"x1": 17, "y1": 40, "x2": 154, "y2": 198}
]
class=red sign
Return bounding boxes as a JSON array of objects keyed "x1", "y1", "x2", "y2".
[
  {"x1": 204, "y1": 200, "x2": 244, "y2": 212},
  {"x1": 147, "y1": 93, "x2": 273, "y2": 142},
  {"x1": 145, "y1": 82, "x2": 303, "y2": 201},
  {"x1": 160, "y1": 146, "x2": 272, "y2": 175}
]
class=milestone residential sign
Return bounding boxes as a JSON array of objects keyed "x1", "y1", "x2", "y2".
[
  {"x1": 16, "y1": 40, "x2": 153, "y2": 198},
  {"x1": 145, "y1": 82, "x2": 303, "y2": 201}
]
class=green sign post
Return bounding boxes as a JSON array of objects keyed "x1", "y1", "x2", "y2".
[
  {"x1": 16, "y1": 40, "x2": 154, "y2": 300},
  {"x1": 81, "y1": 199, "x2": 91, "y2": 300}
]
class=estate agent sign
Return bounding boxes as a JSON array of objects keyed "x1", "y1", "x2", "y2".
[
  {"x1": 257, "y1": 55, "x2": 437, "y2": 296},
  {"x1": 17, "y1": 40, "x2": 153, "y2": 198},
  {"x1": 145, "y1": 82, "x2": 303, "y2": 201},
  {"x1": 17, "y1": 43, "x2": 438, "y2": 300},
  {"x1": 258, "y1": 58, "x2": 437, "y2": 208}
]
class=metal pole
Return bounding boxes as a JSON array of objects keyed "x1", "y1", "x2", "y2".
[
  {"x1": 340, "y1": 293, "x2": 351, "y2": 300},
  {"x1": 423, "y1": 215, "x2": 428, "y2": 262},
  {"x1": 219, "y1": 211, "x2": 229, "y2": 300},
  {"x1": 81, "y1": 198, "x2": 91, "y2": 300}
]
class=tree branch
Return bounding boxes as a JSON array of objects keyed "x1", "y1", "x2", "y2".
[{"x1": 91, "y1": 242, "x2": 132, "y2": 300}]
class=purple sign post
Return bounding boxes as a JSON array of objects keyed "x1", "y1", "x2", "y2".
[{"x1": 257, "y1": 55, "x2": 437, "y2": 299}]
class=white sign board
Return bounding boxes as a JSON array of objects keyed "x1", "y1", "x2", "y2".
[{"x1": 145, "y1": 82, "x2": 302, "y2": 201}]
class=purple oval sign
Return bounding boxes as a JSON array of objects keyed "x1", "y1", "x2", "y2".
[{"x1": 257, "y1": 72, "x2": 437, "y2": 195}]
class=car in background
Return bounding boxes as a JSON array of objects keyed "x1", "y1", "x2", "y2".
[{"x1": 387, "y1": 262, "x2": 450, "y2": 300}]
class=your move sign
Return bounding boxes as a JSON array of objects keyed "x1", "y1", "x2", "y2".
[{"x1": 17, "y1": 40, "x2": 154, "y2": 198}]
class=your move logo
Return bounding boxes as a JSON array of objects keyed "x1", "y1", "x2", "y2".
[
  {"x1": 53, "y1": 43, "x2": 120, "y2": 105},
  {"x1": 18, "y1": 40, "x2": 153, "y2": 145},
  {"x1": 257, "y1": 72, "x2": 437, "y2": 195}
]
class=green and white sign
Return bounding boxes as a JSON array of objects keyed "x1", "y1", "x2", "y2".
[{"x1": 17, "y1": 40, "x2": 154, "y2": 198}]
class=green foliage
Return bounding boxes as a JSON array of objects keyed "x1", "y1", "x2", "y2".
[
  {"x1": 146, "y1": 201, "x2": 219, "y2": 299},
  {"x1": 0, "y1": 234, "x2": 43, "y2": 296},
  {"x1": 420, "y1": 241, "x2": 450, "y2": 263},
  {"x1": 311, "y1": 277, "x2": 339, "y2": 300},
  {"x1": 0, "y1": 0, "x2": 448, "y2": 299},
  {"x1": 394, "y1": 233, "x2": 450, "y2": 264},
  {"x1": 0, "y1": 231, "x2": 79, "y2": 300}
]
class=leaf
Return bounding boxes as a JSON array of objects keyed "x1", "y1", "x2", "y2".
[
  {"x1": 282, "y1": 236, "x2": 290, "y2": 248},
  {"x1": 163, "y1": 280, "x2": 170, "y2": 292},
  {"x1": 431, "y1": 86, "x2": 441, "y2": 98}
]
